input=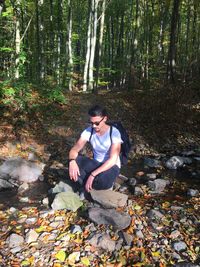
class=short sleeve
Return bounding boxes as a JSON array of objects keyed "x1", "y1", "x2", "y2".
[
  {"x1": 81, "y1": 127, "x2": 92, "y2": 141},
  {"x1": 112, "y1": 127, "x2": 123, "y2": 144}
]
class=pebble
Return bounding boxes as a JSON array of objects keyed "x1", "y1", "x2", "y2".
[
  {"x1": 7, "y1": 233, "x2": 24, "y2": 248},
  {"x1": 25, "y1": 217, "x2": 38, "y2": 224},
  {"x1": 173, "y1": 241, "x2": 187, "y2": 252},
  {"x1": 187, "y1": 189, "x2": 199, "y2": 197},
  {"x1": 25, "y1": 229, "x2": 39, "y2": 244},
  {"x1": 71, "y1": 225, "x2": 82, "y2": 233}
]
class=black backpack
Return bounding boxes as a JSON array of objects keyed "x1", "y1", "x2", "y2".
[{"x1": 89, "y1": 121, "x2": 131, "y2": 165}]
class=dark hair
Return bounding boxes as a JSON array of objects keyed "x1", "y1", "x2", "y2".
[{"x1": 88, "y1": 105, "x2": 107, "y2": 117}]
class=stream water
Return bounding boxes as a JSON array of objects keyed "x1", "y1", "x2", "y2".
[{"x1": 0, "y1": 159, "x2": 199, "y2": 211}]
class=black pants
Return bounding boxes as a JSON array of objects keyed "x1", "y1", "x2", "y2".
[{"x1": 75, "y1": 155, "x2": 120, "y2": 190}]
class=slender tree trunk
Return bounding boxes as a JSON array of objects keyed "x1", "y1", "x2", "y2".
[
  {"x1": 35, "y1": 0, "x2": 41, "y2": 81},
  {"x1": 68, "y1": 0, "x2": 73, "y2": 91},
  {"x1": 14, "y1": 0, "x2": 21, "y2": 79},
  {"x1": 167, "y1": 0, "x2": 180, "y2": 83},
  {"x1": 88, "y1": 0, "x2": 99, "y2": 91},
  {"x1": 83, "y1": 0, "x2": 92, "y2": 92},
  {"x1": 95, "y1": 0, "x2": 106, "y2": 91}
]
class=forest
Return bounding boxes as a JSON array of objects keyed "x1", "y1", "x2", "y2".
[{"x1": 0, "y1": 0, "x2": 200, "y2": 266}]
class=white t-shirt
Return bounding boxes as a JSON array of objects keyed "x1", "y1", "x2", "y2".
[{"x1": 81, "y1": 126, "x2": 123, "y2": 168}]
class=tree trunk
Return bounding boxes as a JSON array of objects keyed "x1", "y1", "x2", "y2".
[
  {"x1": 83, "y1": 0, "x2": 92, "y2": 92},
  {"x1": 67, "y1": 0, "x2": 73, "y2": 91},
  {"x1": 95, "y1": 0, "x2": 106, "y2": 91},
  {"x1": 14, "y1": 0, "x2": 21, "y2": 79},
  {"x1": 88, "y1": 0, "x2": 99, "y2": 91},
  {"x1": 167, "y1": 0, "x2": 180, "y2": 83}
]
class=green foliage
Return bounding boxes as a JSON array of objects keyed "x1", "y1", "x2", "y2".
[
  {"x1": 44, "y1": 87, "x2": 67, "y2": 104},
  {"x1": 0, "y1": 79, "x2": 32, "y2": 111}
]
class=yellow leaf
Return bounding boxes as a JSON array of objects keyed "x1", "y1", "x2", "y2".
[
  {"x1": 55, "y1": 250, "x2": 66, "y2": 262},
  {"x1": 81, "y1": 257, "x2": 90, "y2": 266},
  {"x1": 133, "y1": 205, "x2": 141, "y2": 210},
  {"x1": 35, "y1": 226, "x2": 45, "y2": 233},
  {"x1": 152, "y1": 251, "x2": 161, "y2": 257},
  {"x1": 21, "y1": 260, "x2": 30, "y2": 266}
]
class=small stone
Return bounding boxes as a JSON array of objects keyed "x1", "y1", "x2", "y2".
[
  {"x1": 187, "y1": 189, "x2": 199, "y2": 197},
  {"x1": 7, "y1": 233, "x2": 24, "y2": 248},
  {"x1": 134, "y1": 187, "x2": 144, "y2": 196},
  {"x1": 25, "y1": 217, "x2": 38, "y2": 224},
  {"x1": 19, "y1": 197, "x2": 29, "y2": 203},
  {"x1": 25, "y1": 229, "x2": 39, "y2": 244},
  {"x1": 71, "y1": 225, "x2": 82, "y2": 234},
  {"x1": 42, "y1": 197, "x2": 49, "y2": 206},
  {"x1": 172, "y1": 241, "x2": 187, "y2": 252},
  {"x1": 169, "y1": 230, "x2": 181, "y2": 239},
  {"x1": 9, "y1": 207, "x2": 18, "y2": 213},
  {"x1": 144, "y1": 158, "x2": 162, "y2": 168},
  {"x1": 129, "y1": 178, "x2": 137, "y2": 187},
  {"x1": 146, "y1": 209, "x2": 165, "y2": 220},
  {"x1": 136, "y1": 230, "x2": 144, "y2": 239},
  {"x1": 148, "y1": 179, "x2": 169, "y2": 192},
  {"x1": 120, "y1": 231, "x2": 133, "y2": 246},
  {"x1": 146, "y1": 173, "x2": 157, "y2": 180}
]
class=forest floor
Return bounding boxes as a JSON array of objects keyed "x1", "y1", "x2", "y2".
[{"x1": 0, "y1": 85, "x2": 200, "y2": 266}]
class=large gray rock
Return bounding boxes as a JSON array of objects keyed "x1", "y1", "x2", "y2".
[
  {"x1": 90, "y1": 189, "x2": 128, "y2": 208},
  {"x1": 148, "y1": 179, "x2": 169, "y2": 192},
  {"x1": 165, "y1": 156, "x2": 192, "y2": 170},
  {"x1": 0, "y1": 157, "x2": 45, "y2": 183},
  {"x1": 88, "y1": 207, "x2": 131, "y2": 230},
  {"x1": 51, "y1": 192, "x2": 83, "y2": 211},
  {"x1": 88, "y1": 233, "x2": 116, "y2": 252},
  {"x1": 0, "y1": 178, "x2": 15, "y2": 189}
]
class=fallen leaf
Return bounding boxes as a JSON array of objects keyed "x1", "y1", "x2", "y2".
[{"x1": 55, "y1": 250, "x2": 66, "y2": 262}]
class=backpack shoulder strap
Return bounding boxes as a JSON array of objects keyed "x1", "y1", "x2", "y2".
[
  {"x1": 110, "y1": 125, "x2": 113, "y2": 144},
  {"x1": 89, "y1": 127, "x2": 94, "y2": 143}
]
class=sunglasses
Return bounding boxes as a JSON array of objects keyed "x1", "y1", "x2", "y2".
[{"x1": 89, "y1": 117, "x2": 105, "y2": 126}]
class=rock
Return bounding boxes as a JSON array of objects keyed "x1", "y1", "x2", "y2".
[
  {"x1": 0, "y1": 157, "x2": 45, "y2": 183},
  {"x1": 51, "y1": 192, "x2": 83, "y2": 212},
  {"x1": 90, "y1": 189, "x2": 128, "y2": 208},
  {"x1": 71, "y1": 225, "x2": 82, "y2": 234},
  {"x1": 174, "y1": 263, "x2": 200, "y2": 267},
  {"x1": 88, "y1": 207, "x2": 131, "y2": 230},
  {"x1": 117, "y1": 174, "x2": 129, "y2": 183},
  {"x1": 9, "y1": 207, "x2": 18, "y2": 213},
  {"x1": 0, "y1": 178, "x2": 14, "y2": 189},
  {"x1": 120, "y1": 231, "x2": 133, "y2": 246},
  {"x1": 10, "y1": 246, "x2": 23, "y2": 254},
  {"x1": 25, "y1": 229, "x2": 39, "y2": 244},
  {"x1": 148, "y1": 179, "x2": 169, "y2": 192},
  {"x1": 172, "y1": 241, "x2": 187, "y2": 252},
  {"x1": 25, "y1": 217, "x2": 38, "y2": 224},
  {"x1": 28, "y1": 152, "x2": 39, "y2": 161},
  {"x1": 146, "y1": 209, "x2": 165, "y2": 220},
  {"x1": 42, "y1": 197, "x2": 49, "y2": 206},
  {"x1": 134, "y1": 186, "x2": 144, "y2": 196},
  {"x1": 144, "y1": 158, "x2": 162, "y2": 168},
  {"x1": 128, "y1": 178, "x2": 137, "y2": 187},
  {"x1": 49, "y1": 181, "x2": 73, "y2": 194},
  {"x1": 7, "y1": 233, "x2": 24, "y2": 248},
  {"x1": 18, "y1": 183, "x2": 29, "y2": 193},
  {"x1": 88, "y1": 233, "x2": 116, "y2": 252},
  {"x1": 169, "y1": 230, "x2": 181, "y2": 239},
  {"x1": 146, "y1": 173, "x2": 157, "y2": 180},
  {"x1": 119, "y1": 185, "x2": 128, "y2": 193},
  {"x1": 165, "y1": 156, "x2": 192, "y2": 170},
  {"x1": 136, "y1": 230, "x2": 144, "y2": 239},
  {"x1": 187, "y1": 189, "x2": 199, "y2": 197}
]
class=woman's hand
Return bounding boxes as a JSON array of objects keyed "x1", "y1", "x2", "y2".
[
  {"x1": 69, "y1": 160, "x2": 80, "y2": 181},
  {"x1": 85, "y1": 174, "x2": 95, "y2": 192}
]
